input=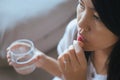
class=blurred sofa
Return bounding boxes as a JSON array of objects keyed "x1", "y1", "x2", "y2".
[
  {"x1": 0, "y1": 0, "x2": 78, "y2": 80},
  {"x1": 0, "y1": 0, "x2": 77, "y2": 59}
]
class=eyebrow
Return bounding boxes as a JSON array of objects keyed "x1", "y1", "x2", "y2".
[
  {"x1": 79, "y1": 0, "x2": 84, "y2": 4},
  {"x1": 81, "y1": 0, "x2": 84, "y2": 3},
  {"x1": 79, "y1": 0, "x2": 96, "y2": 11}
]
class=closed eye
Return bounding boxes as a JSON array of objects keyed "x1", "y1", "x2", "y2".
[
  {"x1": 93, "y1": 12, "x2": 101, "y2": 21},
  {"x1": 78, "y1": 0, "x2": 85, "y2": 9},
  {"x1": 94, "y1": 15, "x2": 100, "y2": 20}
]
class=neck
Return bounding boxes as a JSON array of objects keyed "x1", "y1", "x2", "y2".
[{"x1": 91, "y1": 47, "x2": 113, "y2": 75}]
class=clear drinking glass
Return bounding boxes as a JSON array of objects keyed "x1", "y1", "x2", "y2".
[{"x1": 8, "y1": 39, "x2": 36, "y2": 75}]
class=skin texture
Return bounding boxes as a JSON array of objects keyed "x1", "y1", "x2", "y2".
[
  {"x1": 77, "y1": 0, "x2": 118, "y2": 51},
  {"x1": 58, "y1": 40, "x2": 87, "y2": 80},
  {"x1": 58, "y1": 0, "x2": 118, "y2": 80},
  {"x1": 7, "y1": 0, "x2": 119, "y2": 80},
  {"x1": 7, "y1": 48, "x2": 61, "y2": 77}
]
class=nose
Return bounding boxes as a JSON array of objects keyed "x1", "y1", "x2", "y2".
[{"x1": 77, "y1": 11, "x2": 91, "y2": 32}]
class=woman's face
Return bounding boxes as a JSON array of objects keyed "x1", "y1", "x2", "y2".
[{"x1": 77, "y1": 0, "x2": 118, "y2": 51}]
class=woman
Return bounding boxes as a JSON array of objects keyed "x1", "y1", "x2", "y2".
[
  {"x1": 7, "y1": 0, "x2": 120, "y2": 80},
  {"x1": 58, "y1": 0, "x2": 120, "y2": 80}
]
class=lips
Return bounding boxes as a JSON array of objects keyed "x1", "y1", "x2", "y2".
[{"x1": 77, "y1": 35, "x2": 85, "y2": 42}]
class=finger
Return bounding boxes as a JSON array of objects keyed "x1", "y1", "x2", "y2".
[
  {"x1": 8, "y1": 60, "x2": 14, "y2": 66},
  {"x1": 73, "y1": 40, "x2": 87, "y2": 67},
  {"x1": 68, "y1": 45, "x2": 80, "y2": 69},
  {"x1": 6, "y1": 51, "x2": 13, "y2": 65},
  {"x1": 34, "y1": 48, "x2": 45, "y2": 60},
  {"x1": 6, "y1": 51, "x2": 17, "y2": 64},
  {"x1": 32, "y1": 49, "x2": 46, "y2": 64},
  {"x1": 58, "y1": 54, "x2": 65, "y2": 73},
  {"x1": 9, "y1": 62, "x2": 13, "y2": 66},
  {"x1": 6, "y1": 51, "x2": 11, "y2": 59},
  {"x1": 60, "y1": 49, "x2": 72, "y2": 71},
  {"x1": 7, "y1": 58, "x2": 11, "y2": 63},
  {"x1": 63, "y1": 53, "x2": 72, "y2": 72},
  {"x1": 9, "y1": 60, "x2": 17, "y2": 66}
]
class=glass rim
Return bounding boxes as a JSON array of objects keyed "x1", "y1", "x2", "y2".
[{"x1": 9, "y1": 39, "x2": 34, "y2": 56}]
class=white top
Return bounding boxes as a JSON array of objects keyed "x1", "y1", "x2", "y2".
[
  {"x1": 87, "y1": 59, "x2": 107, "y2": 80},
  {"x1": 53, "y1": 19, "x2": 107, "y2": 80}
]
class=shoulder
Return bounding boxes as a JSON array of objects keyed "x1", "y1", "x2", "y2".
[
  {"x1": 57, "y1": 18, "x2": 77, "y2": 55},
  {"x1": 65, "y1": 18, "x2": 77, "y2": 32}
]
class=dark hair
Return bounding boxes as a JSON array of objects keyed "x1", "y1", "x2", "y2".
[
  {"x1": 92, "y1": 0, "x2": 120, "y2": 80},
  {"x1": 107, "y1": 40, "x2": 120, "y2": 80}
]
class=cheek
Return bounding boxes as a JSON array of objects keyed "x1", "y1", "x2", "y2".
[
  {"x1": 83, "y1": 33, "x2": 118, "y2": 51},
  {"x1": 90, "y1": 34, "x2": 117, "y2": 50},
  {"x1": 99, "y1": 28, "x2": 118, "y2": 47},
  {"x1": 103, "y1": 35, "x2": 118, "y2": 47}
]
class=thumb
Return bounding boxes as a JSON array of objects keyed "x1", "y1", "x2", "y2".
[{"x1": 73, "y1": 40, "x2": 87, "y2": 66}]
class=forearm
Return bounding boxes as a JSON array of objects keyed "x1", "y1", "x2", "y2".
[{"x1": 36, "y1": 55, "x2": 61, "y2": 77}]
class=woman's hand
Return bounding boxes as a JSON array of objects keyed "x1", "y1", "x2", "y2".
[
  {"x1": 58, "y1": 40, "x2": 87, "y2": 80},
  {"x1": 7, "y1": 48, "x2": 61, "y2": 76},
  {"x1": 6, "y1": 48, "x2": 46, "y2": 71}
]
